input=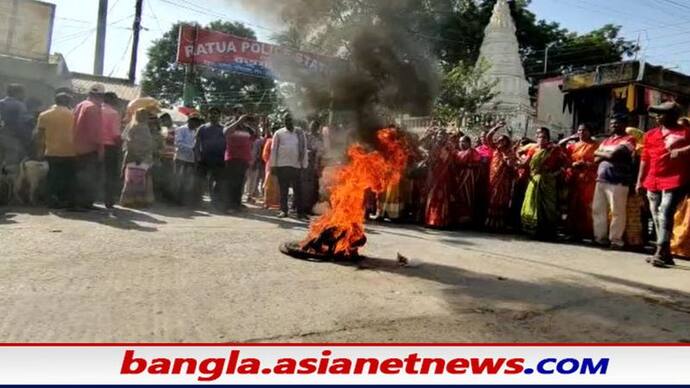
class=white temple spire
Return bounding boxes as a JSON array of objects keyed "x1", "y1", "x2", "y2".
[{"x1": 477, "y1": 0, "x2": 532, "y2": 113}]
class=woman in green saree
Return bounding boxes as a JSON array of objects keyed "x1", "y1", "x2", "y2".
[{"x1": 520, "y1": 127, "x2": 569, "y2": 239}]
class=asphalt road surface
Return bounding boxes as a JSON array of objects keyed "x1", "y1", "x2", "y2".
[{"x1": 1, "y1": 204, "x2": 689, "y2": 342}]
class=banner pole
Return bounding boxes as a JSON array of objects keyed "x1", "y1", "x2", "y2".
[
  {"x1": 182, "y1": 25, "x2": 198, "y2": 108},
  {"x1": 183, "y1": 64, "x2": 195, "y2": 108}
]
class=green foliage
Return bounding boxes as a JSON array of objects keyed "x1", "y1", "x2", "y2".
[
  {"x1": 267, "y1": 0, "x2": 638, "y2": 123},
  {"x1": 443, "y1": 1, "x2": 637, "y2": 74},
  {"x1": 274, "y1": 0, "x2": 638, "y2": 74},
  {"x1": 433, "y1": 59, "x2": 497, "y2": 125},
  {"x1": 270, "y1": 25, "x2": 309, "y2": 51},
  {"x1": 537, "y1": 24, "x2": 638, "y2": 73},
  {"x1": 141, "y1": 21, "x2": 277, "y2": 113}
]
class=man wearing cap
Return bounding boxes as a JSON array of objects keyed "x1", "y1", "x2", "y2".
[
  {"x1": 592, "y1": 114, "x2": 637, "y2": 249},
  {"x1": 637, "y1": 101, "x2": 690, "y2": 267},
  {"x1": 35, "y1": 93, "x2": 76, "y2": 209},
  {"x1": 72, "y1": 83, "x2": 105, "y2": 210}
]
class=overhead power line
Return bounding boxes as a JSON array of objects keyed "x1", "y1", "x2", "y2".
[
  {"x1": 109, "y1": 32, "x2": 134, "y2": 77},
  {"x1": 657, "y1": 0, "x2": 690, "y2": 13},
  {"x1": 146, "y1": 0, "x2": 164, "y2": 32},
  {"x1": 65, "y1": 29, "x2": 97, "y2": 56}
]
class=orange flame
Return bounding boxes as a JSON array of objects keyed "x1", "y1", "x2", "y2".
[{"x1": 303, "y1": 128, "x2": 408, "y2": 256}]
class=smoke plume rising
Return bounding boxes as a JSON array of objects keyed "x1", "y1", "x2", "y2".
[{"x1": 235, "y1": 0, "x2": 440, "y2": 144}]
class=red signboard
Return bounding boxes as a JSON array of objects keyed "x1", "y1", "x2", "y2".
[{"x1": 176, "y1": 24, "x2": 333, "y2": 79}]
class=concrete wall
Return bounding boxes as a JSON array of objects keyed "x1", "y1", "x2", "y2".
[
  {"x1": 0, "y1": 55, "x2": 70, "y2": 112},
  {"x1": 536, "y1": 77, "x2": 574, "y2": 137}
]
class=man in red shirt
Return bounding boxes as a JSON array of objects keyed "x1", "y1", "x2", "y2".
[
  {"x1": 101, "y1": 92, "x2": 122, "y2": 209},
  {"x1": 72, "y1": 83, "x2": 105, "y2": 209},
  {"x1": 223, "y1": 114, "x2": 256, "y2": 212},
  {"x1": 637, "y1": 102, "x2": 690, "y2": 267}
]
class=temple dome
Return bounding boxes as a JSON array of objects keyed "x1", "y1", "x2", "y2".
[{"x1": 477, "y1": 0, "x2": 532, "y2": 113}]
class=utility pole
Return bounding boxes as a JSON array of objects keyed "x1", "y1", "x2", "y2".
[
  {"x1": 128, "y1": 0, "x2": 143, "y2": 83},
  {"x1": 93, "y1": 0, "x2": 108, "y2": 75}
]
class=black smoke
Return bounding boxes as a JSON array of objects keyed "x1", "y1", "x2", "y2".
[{"x1": 237, "y1": 0, "x2": 440, "y2": 145}]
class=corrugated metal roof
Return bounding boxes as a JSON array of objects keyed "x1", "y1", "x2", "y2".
[{"x1": 70, "y1": 72, "x2": 141, "y2": 101}]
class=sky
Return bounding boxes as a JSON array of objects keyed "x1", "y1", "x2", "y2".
[
  {"x1": 46, "y1": 0, "x2": 690, "y2": 82},
  {"x1": 47, "y1": 0, "x2": 273, "y2": 81}
]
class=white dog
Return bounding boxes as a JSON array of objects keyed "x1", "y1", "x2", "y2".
[{"x1": 14, "y1": 159, "x2": 49, "y2": 205}]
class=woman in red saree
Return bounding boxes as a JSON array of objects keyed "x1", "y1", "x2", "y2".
[
  {"x1": 562, "y1": 123, "x2": 598, "y2": 240},
  {"x1": 484, "y1": 122, "x2": 518, "y2": 231},
  {"x1": 424, "y1": 134, "x2": 456, "y2": 228},
  {"x1": 452, "y1": 136, "x2": 482, "y2": 226}
]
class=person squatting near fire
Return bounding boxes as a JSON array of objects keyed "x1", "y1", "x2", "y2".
[{"x1": 6, "y1": 79, "x2": 690, "y2": 268}]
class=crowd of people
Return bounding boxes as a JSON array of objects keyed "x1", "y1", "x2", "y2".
[
  {"x1": 2, "y1": 82, "x2": 690, "y2": 268},
  {"x1": 386, "y1": 101, "x2": 690, "y2": 268},
  {"x1": 0, "y1": 83, "x2": 325, "y2": 220}
]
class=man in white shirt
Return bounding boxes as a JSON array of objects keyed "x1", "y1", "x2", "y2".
[
  {"x1": 270, "y1": 113, "x2": 308, "y2": 218},
  {"x1": 174, "y1": 115, "x2": 203, "y2": 205}
]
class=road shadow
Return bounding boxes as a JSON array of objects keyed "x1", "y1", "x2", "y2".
[
  {"x1": 0, "y1": 211, "x2": 17, "y2": 225},
  {"x1": 367, "y1": 222, "x2": 527, "y2": 246},
  {"x1": 145, "y1": 204, "x2": 211, "y2": 220},
  {"x1": 291, "y1": 254, "x2": 690, "y2": 341},
  {"x1": 452, "y1": 244, "x2": 690, "y2": 291},
  {"x1": 53, "y1": 206, "x2": 162, "y2": 232},
  {"x1": 1, "y1": 205, "x2": 50, "y2": 217},
  {"x1": 232, "y1": 208, "x2": 310, "y2": 230}
]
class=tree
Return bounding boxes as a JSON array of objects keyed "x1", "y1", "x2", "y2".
[
  {"x1": 141, "y1": 21, "x2": 277, "y2": 112},
  {"x1": 433, "y1": 59, "x2": 497, "y2": 125},
  {"x1": 437, "y1": 1, "x2": 638, "y2": 74},
  {"x1": 270, "y1": 25, "x2": 309, "y2": 51},
  {"x1": 273, "y1": 0, "x2": 638, "y2": 73},
  {"x1": 532, "y1": 24, "x2": 638, "y2": 74}
]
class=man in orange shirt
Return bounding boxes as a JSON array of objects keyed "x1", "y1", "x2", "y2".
[{"x1": 36, "y1": 93, "x2": 76, "y2": 208}]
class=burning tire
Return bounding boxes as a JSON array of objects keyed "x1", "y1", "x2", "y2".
[{"x1": 279, "y1": 240, "x2": 362, "y2": 262}]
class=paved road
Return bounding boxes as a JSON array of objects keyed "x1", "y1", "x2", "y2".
[{"x1": 1, "y1": 204, "x2": 689, "y2": 342}]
